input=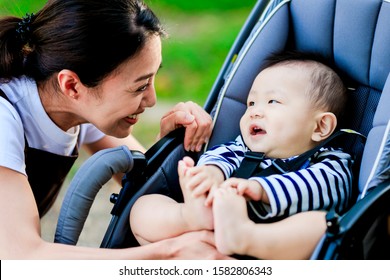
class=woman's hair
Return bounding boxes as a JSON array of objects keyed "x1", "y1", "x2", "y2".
[
  {"x1": 0, "y1": 0, "x2": 165, "y2": 87},
  {"x1": 261, "y1": 51, "x2": 348, "y2": 120}
]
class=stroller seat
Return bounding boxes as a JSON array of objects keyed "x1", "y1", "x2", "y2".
[{"x1": 55, "y1": 0, "x2": 390, "y2": 259}]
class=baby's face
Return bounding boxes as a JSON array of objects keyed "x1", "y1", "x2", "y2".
[{"x1": 240, "y1": 64, "x2": 321, "y2": 158}]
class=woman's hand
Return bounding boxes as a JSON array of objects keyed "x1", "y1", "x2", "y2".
[
  {"x1": 162, "y1": 230, "x2": 233, "y2": 260},
  {"x1": 158, "y1": 101, "x2": 213, "y2": 152}
]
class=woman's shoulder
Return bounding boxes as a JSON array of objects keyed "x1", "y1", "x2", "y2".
[
  {"x1": 0, "y1": 90, "x2": 24, "y2": 129},
  {"x1": 78, "y1": 124, "x2": 105, "y2": 145},
  {"x1": 0, "y1": 93, "x2": 26, "y2": 175},
  {"x1": 0, "y1": 76, "x2": 37, "y2": 103},
  {"x1": 0, "y1": 76, "x2": 39, "y2": 134}
]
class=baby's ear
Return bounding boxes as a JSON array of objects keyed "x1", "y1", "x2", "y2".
[{"x1": 312, "y1": 112, "x2": 337, "y2": 142}]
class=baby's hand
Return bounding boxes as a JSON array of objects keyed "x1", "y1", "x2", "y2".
[{"x1": 220, "y1": 178, "x2": 263, "y2": 201}]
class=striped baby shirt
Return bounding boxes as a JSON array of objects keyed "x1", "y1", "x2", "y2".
[{"x1": 197, "y1": 135, "x2": 353, "y2": 221}]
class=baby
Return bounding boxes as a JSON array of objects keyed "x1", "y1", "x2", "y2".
[{"x1": 129, "y1": 51, "x2": 352, "y2": 259}]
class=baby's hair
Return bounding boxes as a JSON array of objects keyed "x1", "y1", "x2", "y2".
[{"x1": 261, "y1": 51, "x2": 347, "y2": 119}]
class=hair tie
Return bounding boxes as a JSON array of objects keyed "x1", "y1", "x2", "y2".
[{"x1": 16, "y1": 13, "x2": 35, "y2": 44}]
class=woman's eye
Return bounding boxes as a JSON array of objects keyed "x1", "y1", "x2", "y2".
[
  {"x1": 137, "y1": 83, "x2": 149, "y2": 92},
  {"x1": 268, "y1": 99, "x2": 279, "y2": 104},
  {"x1": 248, "y1": 101, "x2": 255, "y2": 106}
]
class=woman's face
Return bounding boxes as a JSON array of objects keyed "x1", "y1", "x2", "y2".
[{"x1": 81, "y1": 35, "x2": 162, "y2": 138}]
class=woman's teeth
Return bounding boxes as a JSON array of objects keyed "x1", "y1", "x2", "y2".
[{"x1": 128, "y1": 114, "x2": 137, "y2": 119}]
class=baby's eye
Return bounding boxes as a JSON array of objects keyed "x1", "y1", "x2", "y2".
[
  {"x1": 248, "y1": 101, "x2": 255, "y2": 106},
  {"x1": 268, "y1": 99, "x2": 280, "y2": 104}
]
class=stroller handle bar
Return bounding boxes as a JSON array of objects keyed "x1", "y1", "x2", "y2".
[{"x1": 54, "y1": 145, "x2": 136, "y2": 245}]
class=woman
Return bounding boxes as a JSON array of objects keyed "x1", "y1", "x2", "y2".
[{"x1": 0, "y1": 0, "x2": 221, "y2": 259}]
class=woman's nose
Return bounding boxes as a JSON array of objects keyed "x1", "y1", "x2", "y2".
[{"x1": 143, "y1": 88, "x2": 157, "y2": 108}]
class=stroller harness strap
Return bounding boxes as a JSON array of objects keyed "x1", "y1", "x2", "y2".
[{"x1": 233, "y1": 129, "x2": 366, "y2": 179}]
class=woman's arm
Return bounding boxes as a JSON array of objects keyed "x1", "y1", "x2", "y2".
[{"x1": 85, "y1": 133, "x2": 146, "y2": 155}]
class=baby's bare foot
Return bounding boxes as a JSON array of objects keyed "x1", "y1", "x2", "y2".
[
  {"x1": 213, "y1": 188, "x2": 252, "y2": 255},
  {"x1": 180, "y1": 178, "x2": 214, "y2": 231},
  {"x1": 178, "y1": 160, "x2": 213, "y2": 231}
]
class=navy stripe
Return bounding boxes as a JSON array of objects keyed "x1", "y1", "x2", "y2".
[
  {"x1": 322, "y1": 160, "x2": 348, "y2": 212},
  {"x1": 284, "y1": 175, "x2": 302, "y2": 213},
  {"x1": 320, "y1": 169, "x2": 333, "y2": 211},
  {"x1": 332, "y1": 173, "x2": 342, "y2": 212},
  {"x1": 276, "y1": 177, "x2": 292, "y2": 216},
  {"x1": 219, "y1": 151, "x2": 239, "y2": 166},
  {"x1": 337, "y1": 158, "x2": 353, "y2": 201},
  {"x1": 263, "y1": 177, "x2": 282, "y2": 215},
  {"x1": 333, "y1": 160, "x2": 349, "y2": 210}
]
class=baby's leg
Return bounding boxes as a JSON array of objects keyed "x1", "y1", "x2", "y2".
[
  {"x1": 130, "y1": 190, "x2": 213, "y2": 245},
  {"x1": 130, "y1": 194, "x2": 188, "y2": 245},
  {"x1": 214, "y1": 189, "x2": 327, "y2": 259},
  {"x1": 180, "y1": 172, "x2": 214, "y2": 232},
  {"x1": 213, "y1": 188, "x2": 253, "y2": 255},
  {"x1": 130, "y1": 158, "x2": 214, "y2": 245},
  {"x1": 178, "y1": 157, "x2": 213, "y2": 231}
]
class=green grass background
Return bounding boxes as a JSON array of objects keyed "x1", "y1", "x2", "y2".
[{"x1": 0, "y1": 0, "x2": 254, "y2": 147}]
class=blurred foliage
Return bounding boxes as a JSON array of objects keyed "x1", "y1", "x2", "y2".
[
  {"x1": 149, "y1": 1, "x2": 254, "y2": 104},
  {"x1": 0, "y1": 0, "x2": 42, "y2": 15},
  {"x1": 148, "y1": 0, "x2": 255, "y2": 11}
]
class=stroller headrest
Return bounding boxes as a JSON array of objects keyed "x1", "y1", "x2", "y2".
[
  {"x1": 291, "y1": 0, "x2": 390, "y2": 91},
  {"x1": 209, "y1": 0, "x2": 390, "y2": 148}
]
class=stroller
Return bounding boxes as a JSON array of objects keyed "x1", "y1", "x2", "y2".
[{"x1": 54, "y1": 0, "x2": 390, "y2": 259}]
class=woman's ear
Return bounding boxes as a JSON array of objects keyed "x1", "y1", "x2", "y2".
[
  {"x1": 312, "y1": 112, "x2": 337, "y2": 142},
  {"x1": 57, "y1": 70, "x2": 83, "y2": 100}
]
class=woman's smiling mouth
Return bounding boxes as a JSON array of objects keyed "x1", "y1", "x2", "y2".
[{"x1": 124, "y1": 114, "x2": 140, "y2": 125}]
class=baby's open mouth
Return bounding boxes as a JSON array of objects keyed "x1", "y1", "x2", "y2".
[{"x1": 250, "y1": 125, "x2": 266, "y2": 135}]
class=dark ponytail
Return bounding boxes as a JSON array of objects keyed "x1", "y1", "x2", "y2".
[
  {"x1": 0, "y1": 16, "x2": 30, "y2": 82},
  {"x1": 0, "y1": 0, "x2": 165, "y2": 86}
]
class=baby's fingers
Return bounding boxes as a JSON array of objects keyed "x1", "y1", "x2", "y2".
[
  {"x1": 204, "y1": 185, "x2": 220, "y2": 206},
  {"x1": 192, "y1": 181, "x2": 211, "y2": 197}
]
